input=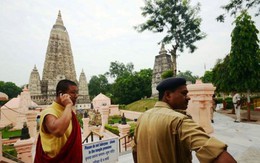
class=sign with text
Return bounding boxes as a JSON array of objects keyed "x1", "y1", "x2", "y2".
[{"x1": 82, "y1": 137, "x2": 119, "y2": 163}]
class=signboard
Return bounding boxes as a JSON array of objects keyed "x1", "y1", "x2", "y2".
[{"x1": 82, "y1": 137, "x2": 119, "y2": 163}]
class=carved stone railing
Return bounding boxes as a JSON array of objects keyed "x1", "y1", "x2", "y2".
[
  {"x1": 82, "y1": 130, "x2": 104, "y2": 144},
  {"x1": 119, "y1": 134, "x2": 133, "y2": 153}
]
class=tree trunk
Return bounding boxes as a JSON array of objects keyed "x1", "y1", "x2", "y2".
[
  {"x1": 247, "y1": 89, "x2": 251, "y2": 121},
  {"x1": 170, "y1": 45, "x2": 178, "y2": 77},
  {"x1": 221, "y1": 93, "x2": 226, "y2": 110},
  {"x1": 223, "y1": 100, "x2": 227, "y2": 110}
]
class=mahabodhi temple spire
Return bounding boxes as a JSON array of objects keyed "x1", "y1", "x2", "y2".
[
  {"x1": 42, "y1": 10, "x2": 77, "y2": 95},
  {"x1": 29, "y1": 11, "x2": 90, "y2": 105}
]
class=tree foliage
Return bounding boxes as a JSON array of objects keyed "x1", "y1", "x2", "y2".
[
  {"x1": 88, "y1": 75, "x2": 111, "y2": 100},
  {"x1": 0, "y1": 81, "x2": 22, "y2": 105},
  {"x1": 201, "y1": 70, "x2": 213, "y2": 83},
  {"x1": 217, "y1": 0, "x2": 260, "y2": 22},
  {"x1": 88, "y1": 61, "x2": 153, "y2": 105},
  {"x1": 106, "y1": 61, "x2": 134, "y2": 79},
  {"x1": 228, "y1": 11, "x2": 260, "y2": 92},
  {"x1": 111, "y1": 69, "x2": 152, "y2": 104},
  {"x1": 176, "y1": 70, "x2": 199, "y2": 84},
  {"x1": 213, "y1": 11, "x2": 260, "y2": 93},
  {"x1": 212, "y1": 57, "x2": 233, "y2": 93},
  {"x1": 0, "y1": 81, "x2": 22, "y2": 99},
  {"x1": 161, "y1": 70, "x2": 173, "y2": 79},
  {"x1": 135, "y1": 0, "x2": 206, "y2": 76}
]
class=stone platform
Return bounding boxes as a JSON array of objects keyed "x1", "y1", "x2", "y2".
[{"x1": 118, "y1": 112, "x2": 260, "y2": 163}]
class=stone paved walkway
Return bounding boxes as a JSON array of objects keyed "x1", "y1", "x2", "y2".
[{"x1": 118, "y1": 112, "x2": 260, "y2": 163}]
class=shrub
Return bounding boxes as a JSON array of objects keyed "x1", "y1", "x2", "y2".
[
  {"x1": 0, "y1": 127, "x2": 21, "y2": 139},
  {"x1": 129, "y1": 123, "x2": 136, "y2": 137},
  {"x1": 3, "y1": 145, "x2": 17, "y2": 157},
  {"x1": 105, "y1": 124, "x2": 119, "y2": 136},
  {"x1": 108, "y1": 120, "x2": 114, "y2": 124}
]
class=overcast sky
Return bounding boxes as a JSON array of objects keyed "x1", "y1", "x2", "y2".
[{"x1": 0, "y1": 0, "x2": 259, "y2": 86}]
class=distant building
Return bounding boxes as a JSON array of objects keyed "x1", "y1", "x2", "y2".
[
  {"x1": 28, "y1": 11, "x2": 90, "y2": 105},
  {"x1": 151, "y1": 44, "x2": 173, "y2": 97},
  {"x1": 92, "y1": 93, "x2": 119, "y2": 116},
  {"x1": 0, "y1": 87, "x2": 38, "y2": 129},
  {"x1": 0, "y1": 92, "x2": 8, "y2": 101}
]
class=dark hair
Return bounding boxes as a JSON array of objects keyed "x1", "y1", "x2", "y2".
[
  {"x1": 56, "y1": 79, "x2": 77, "y2": 97},
  {"x1": 158, "y1": 88, "x2": 178, "y2": 101},
  {"x1": 158, "y1": 91, "x2": 164, "y2": 101}
]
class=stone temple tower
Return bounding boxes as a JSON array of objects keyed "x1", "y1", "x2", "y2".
[
  {"x1": 42, "y1": 10, "x2": 77, "y2": 96},
  {"x1": 28, "y1": 11, "x2": 90, "y2": 105},
  {"x1": 28, "y1": 65, "x2": 41, "y2": 95},
  {"x1": 78, "y1": 69, "x2": 90, "y2": 104},
  {"x1": 151, "y1": 44, "x2": 173, "y2": 97}
]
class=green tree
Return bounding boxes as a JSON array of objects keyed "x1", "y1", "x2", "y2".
[
  {"x1": 135, "y1": 0, "x2": 206, "y2": 76},
  {"x1": 106, "y1": 61, "x2": 134, "y2": 79},
  {"x1": 176, "y1": 70, "x2": 199, "y2": 84},
  {"x1": 201, "y1": 70, "x2": 213, "y2": 83},
  {"x1": 217, "y1": 0, "x2": 260, "y2": 22},
  {"x1": 212, "y1": 57, "x2": 233, "y2": 110},
  {"x1": 111, "y1": 69, "x2": 152, "y2": 104},
  {"x1": 0, "y1": 81, "x2": 22, "y2": 99},
  {"x1": 135, "y1": 69, "x2": 153, "y2": 98},
  {"x1": 0, "y1": 81, "x2": 22, "y2": 106},
  {"x1": 228, "y1": 11, "x2": 260, "y2": 120},
  {"x1": 212, "y1": 58, "x2": 233, "y2": 93},
  {"x1": 161, "y1": 70, "x2": 173, "y2": 79},
  {"x1": 88, "y1": 75, "x2": 110, "y2": 100}
]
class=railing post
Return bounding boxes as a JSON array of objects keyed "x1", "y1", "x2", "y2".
[
  {"x1": 91, "y1": 132, "x2": 93, "y2": 142},
  {"x1": 119, "y1": 139, "x2": 121, "y2": 152},
  {"x1": 26, "y1": 110, "x2": 37, "y2": 138},
  {"x1": 118, "y1": 124, "x2": 130, "y2": 152},
  {"x1": 14, "y1": 138, "x2": 35, "y2": 163},
  {"x1": 124, "y1": 137, "x2": 127, "y2": 151},
  {"x1": 82, "y1": 117, "x2": 90, "y2": 138}
]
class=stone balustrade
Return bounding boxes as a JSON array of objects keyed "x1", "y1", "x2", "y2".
[
  {"x1": 26, "y1": 110, "x2": 37, "y2": 138},
  {"x1": 187, "y1": 80, "x2": 215, "y2": 134},
  {"x1": 14, "y1": 137, "x2": 35, "y2": 163}
]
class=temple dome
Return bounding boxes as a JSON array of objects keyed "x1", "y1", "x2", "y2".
[{"x1": 0, "y1": 92, "x2": 8, "y2": 101}]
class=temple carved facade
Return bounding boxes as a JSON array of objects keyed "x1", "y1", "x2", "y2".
[
  {"x1": 28, "y1": 11, "x2": 90, "y2": 105},
  {"x1": 151, "y1": 44, "x2": 173, "y2": 97}
]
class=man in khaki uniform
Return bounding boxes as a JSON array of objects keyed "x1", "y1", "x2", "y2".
[
  {"x1": 232, "y1": 91, "x2": 241, "y2": 122},
  {"x1": 132, "y1": 77, "x2": 236, "y2": 163}
]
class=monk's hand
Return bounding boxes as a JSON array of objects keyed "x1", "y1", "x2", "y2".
[{"x1": 60, "y1": 93, "x2": 73, "y2": 107}]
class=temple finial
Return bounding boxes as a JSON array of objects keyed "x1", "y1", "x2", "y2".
[
  {"x1": 159, "y1": 43, "x2": 167, "y2": 55},
  {"x1": 55, "y1": 10, "x2": 64, "y2": 26},
  {"x1": 33, "y1": 65, "x2": 38, "y2": 71}
]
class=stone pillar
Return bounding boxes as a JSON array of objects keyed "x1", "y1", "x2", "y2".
[
  {"x1": 186, "y1": 80, "x2": 215, "y2": 134},
  {"x1": 82, "y1": 117, "x2": 90, "y2": 138},
  {"x1": 26, "y1": 110, "x2": 37, "y2": 138},
  {"x1": 99, "y1": 106, "x2": 110, "y2": 133},
  {"x1": 118, "y1": 124, "x2": 131, "y2": 152},
  {"x1": 14, "y1": 137, "x2": 35, "y2": 163}
]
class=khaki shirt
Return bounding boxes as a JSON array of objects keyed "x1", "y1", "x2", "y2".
[
  {"x1": 232, "y1": 93, "x2": 241, "y2": 104},
  {"x1": 133, "y1": 101, "x2": 227, "y2": 163}
]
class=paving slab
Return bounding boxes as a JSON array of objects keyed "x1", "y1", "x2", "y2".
[{"x1": 118, "y1": 112, "x2": 260, "y2": 163}]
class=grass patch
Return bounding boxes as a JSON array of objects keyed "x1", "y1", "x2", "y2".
[
  {"x1": 108, "y1": 115, "x2": 131, "y2": 124},
  {"x1": 0, "y1": 128, "x2": 21, "y2": 139},
  {"x1": 124, "y1": 98, "x2": 157, "y2": 112},
  {"x1": 2, "y1": 145, "x2": 17, "y2": 157},
  {"x1": 105, "y1": 124, "x2": 119, "y2": 136}
]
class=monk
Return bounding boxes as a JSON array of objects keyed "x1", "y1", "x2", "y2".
[{"x1": 34, "y1": 79, "x2": 82, "y2": 163}]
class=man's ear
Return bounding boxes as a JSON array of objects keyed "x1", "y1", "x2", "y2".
[{"x1": 164, "y1": 90, "x2": 172, "y2": 98}]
